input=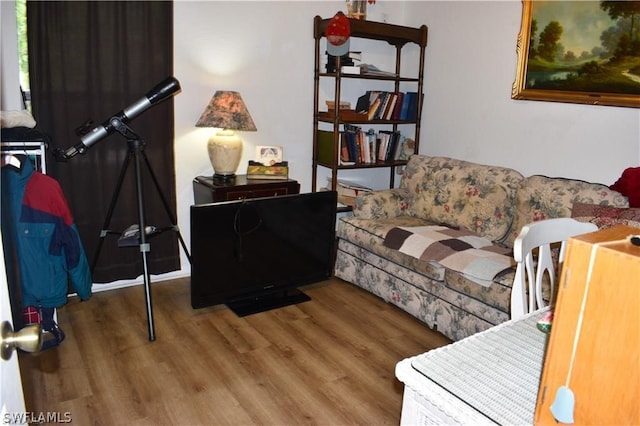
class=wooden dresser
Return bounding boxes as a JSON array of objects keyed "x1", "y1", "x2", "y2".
[
  {"x1": 192, "y1": 175, "x2": 299, "y2": 204},
  {"x1": 534, "y1": 224, "x2": 640, "y2": 425}
]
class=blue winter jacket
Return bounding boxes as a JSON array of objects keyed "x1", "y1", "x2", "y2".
[{"x1": 1, "y1": 156, "x2": 92, "y2": 308}]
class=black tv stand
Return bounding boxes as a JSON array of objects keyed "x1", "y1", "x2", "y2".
[{"x1": 226, "y1": 288, "x2": 311, "y2": 317}]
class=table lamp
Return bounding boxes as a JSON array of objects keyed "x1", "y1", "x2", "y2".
[{"x1": 196, "y1": 91, "x2": 257, "y2": 181}]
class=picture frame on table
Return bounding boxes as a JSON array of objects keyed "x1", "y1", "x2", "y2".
[
  {"x1": 255, "y1": 145, "x2": 283, "y2": 166},
  {"x1": 511, "y1": 0, "x2": 640, "y2": 108}
]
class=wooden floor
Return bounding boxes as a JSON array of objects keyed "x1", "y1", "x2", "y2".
[{"x1": 19, "y1": 277, "x2": 450, "y2": 425}]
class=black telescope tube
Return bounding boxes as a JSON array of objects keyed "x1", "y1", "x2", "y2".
[{"x1": 77, "y1": 77, "x2": 181, "y2": 152}]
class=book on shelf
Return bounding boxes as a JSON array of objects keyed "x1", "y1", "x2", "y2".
[
  {"x1": 339, "y1": 136, "x2": 349, "y2": 164},
  {"x1": 375, "y1": 92, "x2": 390, "y2": 120},
  {"x1": 379, "y1": 130, "x2": 400, "y2": 161},
  {"x1": 316, "y1": 129, "x2": 336, "y2": 165},
  {"x1": 340, "y1": 130, "x2": 353, "y2": 164},
  {"x1": 355, "y1": 93, "x2": 370, "y2": 113},
  {"x1": 392, "y1": 92, "x2": 404, "y2": 120},
  {"x1": 326, "y1": 100, "x2": 351, "y2": 110},
  {"x1": 368, "y1": 90, "x2": 382, "y2": 104},
  {"x1": 359, "y1": 128, "x2": 370, "y2": 164},
  {"x1": 325, "y1": 51, "x2": 361, "y2": 61},
  {"x1": 364, "y1": 129, "x2": 376, "y2": 163},
  {"x1": 358, "y1": 63, "x2": 397, "y2": 77},
  {"x1": 383, "y1": 93, "x2": 399, "y2": 120},
  {"x1": 342, "y1": 110, "x2": 368, "y2": 120},
  {"x1": 340, "y1": 65, "x2": 361, "y2": 75},
  {"x1": 348, "y1": 51, "x2": 362, "y2": 61},
  {"x1": 376, "y1": 131, "x2": 389, "y2": 161},
  {"x1": 399, "y1": 92, "x2": 412, "y2": 120},
  {"x1": 325, "y1": 51, "x2": 360, "y2": 73},
  {"x1": 318, "y1": 110, "x2": 367, "y2": 121},
  {"x1": 339, "y1": 142, "x2": 355, "y2": 165},
  {"x1": 374, "y1": 132, "x2": 383, "y2": 161},
  {"x1": 367, "y1": 97, "x2": 382, "y2": 120},
  {"x1": 405, "y1": 92, "x2": 421, "y2": 121},
  {"x1": 343, "y1": 125, "x2": 360, "y2": 163}
]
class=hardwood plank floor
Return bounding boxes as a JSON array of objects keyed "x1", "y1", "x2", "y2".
[{"x1": 18, "y1": 277, "x2": 450, "y2": 425}]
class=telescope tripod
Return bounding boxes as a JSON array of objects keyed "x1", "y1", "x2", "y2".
[{"x1": 91, "y1": 126, "x2": 190, "y2": 342}]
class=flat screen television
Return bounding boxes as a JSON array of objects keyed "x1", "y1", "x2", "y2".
[{"x1": 190, "y1": 190, "x2": 337, "y2": 316}]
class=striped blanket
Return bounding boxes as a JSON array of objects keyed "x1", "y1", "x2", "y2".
[{"x1": 383, "y1": 225, "x2": 514, "y2": 287}]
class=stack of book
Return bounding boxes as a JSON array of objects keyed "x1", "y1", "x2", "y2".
[
  {"x1": 326, "y1": 100, "x2": 351, "y2": 110},
  {"x1": 345, "y1": 125, "x2": 408, "y2": 164},
  {"x1": 316, "y1": 126, "x2": 410, "y2": 166},
  {"x1": 358, "y1": 63, "x2": 396, "y2": 77},
  {"x1": 356, "y1": 91, "x2": 420, "y2": 121},
  {"x1": 326, "y1": 51, "x2": 362, "y2": 74},
  {"x1": 325, "y1": 178, "x2": 373, "y2": 207}
]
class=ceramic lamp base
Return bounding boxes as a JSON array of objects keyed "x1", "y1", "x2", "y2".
[{"x1": 208, "y1": 129, "x2": 243, "y2": 177}]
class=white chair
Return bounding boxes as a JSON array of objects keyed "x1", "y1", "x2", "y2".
[{"x1": 510, "y1": 218, "x2": 598, "y2": 320}]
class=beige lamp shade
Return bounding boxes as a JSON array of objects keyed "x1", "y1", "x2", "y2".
[{"x1": 195, "y1": 91, "x2": 257, "y2": 180}]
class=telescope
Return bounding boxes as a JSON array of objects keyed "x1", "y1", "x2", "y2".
[
  {"x1": 56, "y1": 76, "x2": 181, "y2": 160},
  {"x1": 55, "y1": 75, "x2": 187, "y2": 341}
]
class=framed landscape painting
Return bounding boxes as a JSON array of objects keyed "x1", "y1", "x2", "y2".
[{"x1": 512, "y1": 1, "x2": 640, "y2": 108}]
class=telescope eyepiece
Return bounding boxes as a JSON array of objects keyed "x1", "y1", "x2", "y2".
[{"x1": 146, "y1": 77, "x2": 181, "y2": 105}]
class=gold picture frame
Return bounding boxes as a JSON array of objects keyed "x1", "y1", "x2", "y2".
[{"x1": 512, "y1": 0, "x2": 640, "y2": 108}]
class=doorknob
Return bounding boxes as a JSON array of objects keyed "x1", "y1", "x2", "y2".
[{"x1": 1, "y1": 321, "x2": 42, "y2": 360}]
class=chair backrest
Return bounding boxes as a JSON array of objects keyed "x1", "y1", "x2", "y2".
[{"x1": 510, "y1": 218, "x2": 598, "y2": 320}]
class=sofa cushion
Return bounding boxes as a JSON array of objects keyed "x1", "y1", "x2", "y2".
[
  {"x1": 507, "y1": 175, "x2": 629, "y2": 246},
  {"x1": 400, "y1": 156, "x2": 524, "y2": 242},
  {"x1": 353, "y1": 188, "x2": 411, "y2": 219},
  {"x1": 571, "y1": 202, "x2": 640, "y2": 229}
]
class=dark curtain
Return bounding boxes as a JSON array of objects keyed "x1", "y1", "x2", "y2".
[{"x1": 27, "y1": 1, "x2": 180, "y2": 283}]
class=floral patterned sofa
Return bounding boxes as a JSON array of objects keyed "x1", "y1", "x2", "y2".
[{"x1": 334, "y1": 155, "x2": 629, "y2": 341}]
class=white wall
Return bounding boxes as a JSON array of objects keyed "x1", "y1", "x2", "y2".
[
  {"x1": 173, "y1": 0, "x2": 411, "y2": 279},
  {"x1": 3, "y1": 1, "x2": 639, "y2": 285},
  {"x1": 173, "y1": 0, "x2": 639, "y2": 279},
  {"x1": 404, "y1": 0, "x2": 640, "y2": 183}
]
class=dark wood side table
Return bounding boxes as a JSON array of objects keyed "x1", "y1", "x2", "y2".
[{"x1": 193, "y1": 175, "x2": 300, "y2": 204}]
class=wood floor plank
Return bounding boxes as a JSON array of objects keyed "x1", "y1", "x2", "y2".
[{"x1": 19, "y1": 277, "x2": 450, "y2": 425}]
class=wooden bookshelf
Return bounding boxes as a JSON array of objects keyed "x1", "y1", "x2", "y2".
[{"x1": 311, "y1": 16, "x2": 428, "y2": 199}]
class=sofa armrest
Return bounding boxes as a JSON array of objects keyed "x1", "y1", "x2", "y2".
[{"x1": 353, "y1": 188, "x2": 412, "y2": 219}]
